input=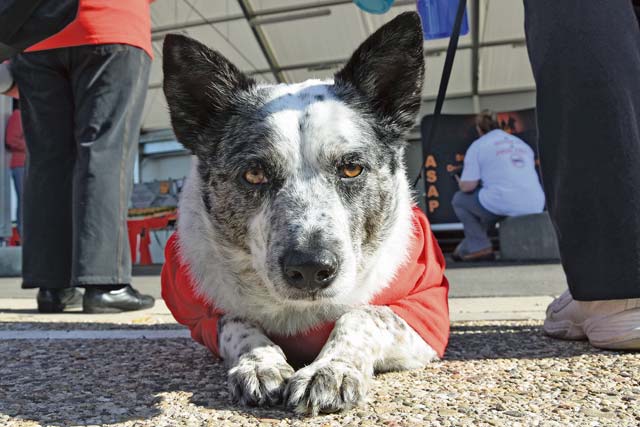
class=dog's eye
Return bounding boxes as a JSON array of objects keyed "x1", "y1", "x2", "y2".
[
  {"x1": 340, "y1": 163, "x2": 363, "y2": 179},
  {"x1": 243, "y1": 168, "x2": 268, "y2": 185}
]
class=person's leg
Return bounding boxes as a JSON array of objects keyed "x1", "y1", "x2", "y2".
[
  {"x1": 10, "y1": 166, "x2": 24, "y2": 237},
  {"x1": 11, "y1": 51, "x2": 82, "y2": 312},
  {"x1": 525, "y1": 0, "x2": 640, "y2": 301},
  {"x1": 12, "y1": 52, "x2": 75, "y2": 289},
  {"x1": 452, "y1": 190, "x2": 501, "y2": 258},
  {"x1": 67, "y1": 44, "x2": 153, "y2": 312},
  {"x1": 68, "y1": 44, "x2": 149, "y2": 286},
  {"x1": 525, "y1": 0, "x2": 640, "y2": 349}
]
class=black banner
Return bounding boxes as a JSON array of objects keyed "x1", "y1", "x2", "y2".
[{"x1": 420, "y1": 108, "x2": 538, "y2": 224}]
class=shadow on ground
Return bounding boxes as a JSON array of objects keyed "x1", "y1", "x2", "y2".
[
  {"x1": 0, "y1": 321, "x2": 185, "y2": 331},
  {"x1": 0, "y1": 322, "x2": 297, "y2": 426},
  {"x1": 0, "y1": 321, "x2": 610, "y2": 426},
  {"x1": 446, "y1": 321, "x2": 603, "y2": 360}
]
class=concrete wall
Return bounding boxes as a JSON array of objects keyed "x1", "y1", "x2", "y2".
[{"x1": 420, "y1": 91, "x2": 536, "y2": 116}]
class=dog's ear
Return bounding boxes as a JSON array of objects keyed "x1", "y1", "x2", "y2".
[
  {"x1": 162, "y1": 34, "x2": 255, "y2": 153},
  {"x1": 334, "y1": 12, "x2": 424, "y2": 134}
]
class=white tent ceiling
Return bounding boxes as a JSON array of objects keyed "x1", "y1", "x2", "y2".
[{"x1": 142, "y1": 0, "x2": 534, "y2": 131}]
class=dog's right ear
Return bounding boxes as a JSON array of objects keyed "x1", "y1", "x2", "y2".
[{"x1": 162, "y1": 34, "x2": 255, "y2": 153}]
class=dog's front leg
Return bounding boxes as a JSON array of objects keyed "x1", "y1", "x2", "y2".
[
  {"x1": 284, "y1": 306, "x2": 438, "y2": 415},
  {"x1": 218, "y1": 315, "x2": 295, "y2": 406}
]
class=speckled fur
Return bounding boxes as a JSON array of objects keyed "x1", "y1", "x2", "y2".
[{"x1": 163, "y1": 12, "x2": 439, "y2": 415}]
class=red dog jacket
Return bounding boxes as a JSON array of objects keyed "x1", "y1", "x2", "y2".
[{"x1": 162, "y1": 207, "x2": 450, "y2": 363}]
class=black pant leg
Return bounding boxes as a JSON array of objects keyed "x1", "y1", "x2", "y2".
[
  {"x1": 524, "y1": 0, "x2": 640, "y2": 300},
  {"x1": 12, "y1": 51, "x2": 75, "y2": 289},
  {"x1": 67, "y1": 44, "x2": 150, "y2": 286}
]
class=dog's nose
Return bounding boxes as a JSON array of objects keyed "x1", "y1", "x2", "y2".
[{"x1": 282, "y1": 250, "x2": 339, "y2": 291}]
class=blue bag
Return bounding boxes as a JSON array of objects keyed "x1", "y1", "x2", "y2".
[{"x1": 417, "y1": 0, "x2": 469, "y2": 40}]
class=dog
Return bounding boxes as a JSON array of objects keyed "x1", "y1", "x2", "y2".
[{"x1": 161, "y1": 11, "x2": 450, "y2": 415}]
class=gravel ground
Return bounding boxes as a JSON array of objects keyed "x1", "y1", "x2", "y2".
[{"x1": 1, "y1": 320, "x2": 638, "y2": 427}]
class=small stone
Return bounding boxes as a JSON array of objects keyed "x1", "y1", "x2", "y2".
[
  {"x1": 438, "y1": 408, "x2": 458, "y2": 417},
  {"x1": 580, "y1": 408, "x2": 616, "y2": 418},
  {"x1": 504, "y1": 410, "x2": 526, "y2": 418}
]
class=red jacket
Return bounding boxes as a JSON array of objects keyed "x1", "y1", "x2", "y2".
[
  {"x1": 162, "y1": 207, "x2": 450, "y2": 364},
  {"x1": 5, "y1": 109, "x2": 25, "y2": 169},
  {"x1": 27, "y1": 0, "x2": 154, "y2": 58}
]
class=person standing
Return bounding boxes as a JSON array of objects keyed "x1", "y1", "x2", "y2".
[
  {"x1": 451, "y1": 110, "x2": 546, "y2": 261},
  {"x1": 4, "y1": 106, "x2": 25, "y2": 238},
  {"x1": 11, "y1": 0, "x2": 155, "y2": 313},
  {"x1": 524, "y1": 0, "x2": 640, "y2": 349}
]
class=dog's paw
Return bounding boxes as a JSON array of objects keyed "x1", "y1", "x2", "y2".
[
  {"x1": 284, "y1": 360, "x2": 368, "y2": 415},
  {"x1": 228, "y1": 350, "x2": 295, "y2": 407}
]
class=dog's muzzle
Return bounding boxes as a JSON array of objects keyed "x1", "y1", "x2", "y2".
[{"x1": 281, "y1": 249, "x2": 339, "y2": 291}]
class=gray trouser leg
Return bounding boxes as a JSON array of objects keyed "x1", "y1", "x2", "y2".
[
  {"x1": 13, "y1": 44, "x2": 150, "y2": 288},
  {"x1": 69, "y1": 45, "x2": 150, "y2": 286},
  {"x1": 452, "y1": 190, "x2": 501, "y2": 255}
]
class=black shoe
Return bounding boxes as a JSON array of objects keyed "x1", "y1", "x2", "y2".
[
  {"x1": 37, "y1": 288, "x2": 83, "y2": 313},
  {"x1": 83, "y1": 285, "x2": 155, "y2": 313}
]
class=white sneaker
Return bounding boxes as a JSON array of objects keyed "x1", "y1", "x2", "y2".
[{"x1": 543, "y1": 290, "x2": 640, "y2": 350}]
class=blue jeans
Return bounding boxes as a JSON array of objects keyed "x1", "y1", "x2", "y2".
[
  {"x1": 10, "y1": 166, "x2": 23, "y2": 236},
  {"x1": 452, "y1": 190, "x2": 502, "y2": 256},
  {"x1": 13, "y1": 44, "x2": 150, "y2": 288}
]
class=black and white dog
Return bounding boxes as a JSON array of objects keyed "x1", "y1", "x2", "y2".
[{"x1": 162, "y1": 12, "x2": 448, "y2": 415}]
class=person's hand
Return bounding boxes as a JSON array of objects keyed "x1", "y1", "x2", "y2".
[
  {"x1": 0, "y1": 62, "x2": 18, "y2": 98},
  {"x1": 3, "y1": 84, "x2": 18, "y2": 99}
]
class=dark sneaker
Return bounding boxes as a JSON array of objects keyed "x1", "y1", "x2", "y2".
[
  {"x1": 452, "y1": 247, "x2": 495, "y2": 262},
  {"x1": 37, "y1": 288, "x2": 83, "y2": 313},
  {"x1": 83, "y1": 285, "x2": 155, "y2": 313}
]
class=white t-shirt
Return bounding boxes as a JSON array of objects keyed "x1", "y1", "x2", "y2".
[{"x1": 460, "y1": 129, "x2": 546, "y2": 216}]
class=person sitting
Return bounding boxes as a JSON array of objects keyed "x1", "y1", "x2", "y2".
[{"x1": 452, "y1": 110, "x2": 546, "y2": 261}]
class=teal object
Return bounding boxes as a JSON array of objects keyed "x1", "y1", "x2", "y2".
[
  {"x1": 353, "y1": 0, "x2": 395, "y2": 14},
  {"x1": 418, "y1": 0, "x2": 469, "y2": 40}
]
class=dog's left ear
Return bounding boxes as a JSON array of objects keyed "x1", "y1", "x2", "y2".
[{"x1": 334, "y1": 12, "x2": 424, "y2": 133}]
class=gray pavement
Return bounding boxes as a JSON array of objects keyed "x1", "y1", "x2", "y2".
[
  {"x1": 0, "y1": 261, "x2": 569, "y2": 299},
  {"x1": 0, "y1": 261, "x2": 566, "y2": 323},
  {"x1": 446, "y1": 262, "x2": 567, "y2": 298}
]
